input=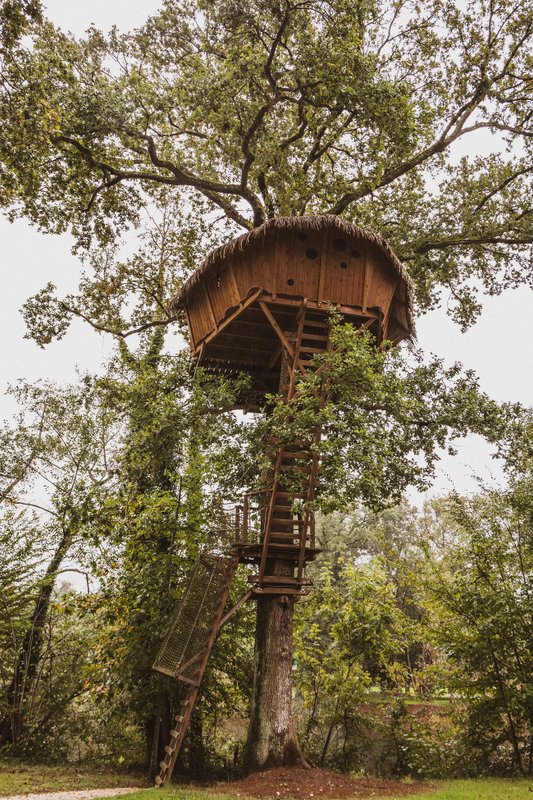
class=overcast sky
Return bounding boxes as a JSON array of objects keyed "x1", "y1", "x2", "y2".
[{"x1": 1, "y1": 0, "x2": 531, "y2": 505}]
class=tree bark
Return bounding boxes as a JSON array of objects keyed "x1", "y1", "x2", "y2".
[
  {"x1": 0, "y1": 527, "x2": 73, "y2": 748},
  {"x1": 244, "y1": 566, "x2": 308, "y2": 772}
]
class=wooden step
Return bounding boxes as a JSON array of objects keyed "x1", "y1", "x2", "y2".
[
  {"x1": 301, "y1": 332, "x2": 329, "y2": 341},
  {"x1": 248, "y1": 575, "x2": 309, "y2": 585},
  {"x1": 267, "y1": 536, "x2": 304, "y2": 544},
  {"x1": 252, "y1": 586, "x2": 310, "y2": 595},
  {"x1": 302, "y1": 319, "x2": 329, "y2": 328}
]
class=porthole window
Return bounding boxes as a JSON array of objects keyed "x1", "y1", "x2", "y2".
[
  {"x1": 298, "y1": 232, "x2": 307, "y2": 241},
  {"x1": 351, "y1": 248, "x2": 361, "y2": 259},
  {"x1": 306, "y1": 247, "x2": 318, "y2": 259},
  {"x1": 340, "y1": 261, "x2": 348, "y2": 270},
  {"x1": 287, "y1": 278, "x2": 295, "y2": 286},
  {"x1": 333, "y1": 238, "x2": 346, "y2": 251}
]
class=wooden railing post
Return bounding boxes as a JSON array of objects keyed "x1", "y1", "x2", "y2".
[
  {"x1": 235, "y1": 504, "x2": 242, "y2": 540},
  {"x1": 242, "y1": 495, "x2": 249, "y2": 543}
]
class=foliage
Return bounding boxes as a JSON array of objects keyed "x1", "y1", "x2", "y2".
[
  {"x1": 0, "y1": 512, "x2": 45, "y2": 710},
  {"x1": 292, "y1": 450, "x2": 532, "y2": 778},
  {"x1": 420, "y1": 478, "x2": 533, "y2": 776},
  {"x1": 294, "y1": 556, "x2": 416, "y2": 769},
  {"x1": 266, "y1": 320, "x2": 519, "y2": 511},
  {"x1": 0, "y1": 0, "x2": 531, "y2": 329}
]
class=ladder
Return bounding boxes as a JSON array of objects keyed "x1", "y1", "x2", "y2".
[
  {"x1": 254, "y1": 307, "x2": 330, "y2": 595},
  {"x1": 152, "y1": 307, "x2": 332, "y2": 783},
  {"x1": 153, "y1": 552, "x2": 240, "y2": 786}
]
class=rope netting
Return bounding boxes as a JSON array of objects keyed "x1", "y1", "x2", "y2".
[{"x1": 153, "y1": 552, "x2": 235, "y2": 681}]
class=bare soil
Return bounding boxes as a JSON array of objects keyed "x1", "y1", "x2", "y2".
[{"x1": 214, "y1": 766, "x2": 432, "y2": 799}]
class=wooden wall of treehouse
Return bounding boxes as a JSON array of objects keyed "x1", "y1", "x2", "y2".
[{"x1": 184, "y1": 227, "x2": 409, "y2": 348}]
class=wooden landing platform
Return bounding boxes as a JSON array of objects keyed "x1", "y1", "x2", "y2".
[{"x1": 232, "y1": 541, "x2": 321, "y2": 564}]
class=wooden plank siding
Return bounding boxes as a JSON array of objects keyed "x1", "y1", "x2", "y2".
[
  {"x1": 185, "y1": 226, "x2": 408, "y2": 371},
  {"x1": 321, "y1": 235, "x2": 366, "y2": 306}
]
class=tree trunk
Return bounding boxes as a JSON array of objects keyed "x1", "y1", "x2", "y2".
[
  {"x1": 244, "y1": 571, "x2": 308, "y2": 772},
  {"x1": 0, "y1": 527, "x2": 73, "y2": 748}
]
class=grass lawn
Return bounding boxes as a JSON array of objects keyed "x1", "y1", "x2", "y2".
[
  {"x1": 0, "y1": 761, "x2": 147, "y2": 796},
  {"x1": 0, "y1": 764, "x2": 530, "y2": 800},
  {"x1": 381, "y1": 778, "x2": 532, "y2": 799},
  {"x1": 94, "y1": 778, "x2": 531, "y2": 800}
]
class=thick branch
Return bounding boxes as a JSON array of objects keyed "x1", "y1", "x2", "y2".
[
  {"x1": 60, "y1": 300, "x2": 180, "y2": 340},
  {"x1": 409, "y1": 234, "x2": 533, "y2": 256},
  {"x1": 52, "y1": 133, "x2": 260, "y2": 225},
  {"x1": 328, "y1": 80, "x2": 494, "y2": 214}
]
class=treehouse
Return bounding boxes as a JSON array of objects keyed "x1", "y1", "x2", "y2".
[
  {"x1": 168, "y1": 215, "x2": 414, "y2": 406},
  {"x1": 153, "y1": 216, "x2": 414, "y2": 786}
]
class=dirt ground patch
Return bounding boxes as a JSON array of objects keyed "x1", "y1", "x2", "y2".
[{"x1": 214, "y1": 766, "x2": 432, "y2": 799}]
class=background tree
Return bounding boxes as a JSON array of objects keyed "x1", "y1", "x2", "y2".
[
  {"x1": 0, "y1": 0, "x2": 531, "y2": 776},
  {"x1": 420, "y1": 477, "x2": 533, "y2": 775},
  {"x1": 0, "y1": 379, "x2": 115, "y2": 749}
]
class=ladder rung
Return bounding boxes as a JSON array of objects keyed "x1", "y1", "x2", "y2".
[
  {"x1": 299, "y1": 346, "x2": 323, "y2": 353},
  {"x1": 278, "y1": 465, "x2": 311, "y2": 472},
  {"x1": 155, "y1": 776, "x2": 163, "y2": 786},
  {"x1": 160, "y1": 760, "x2": 169, "y2": 769},
  {"x1": 165, "y1": 745, "x2": 175, "y2": 755},
  {"x1": 174, "y1": 714, "x2": 185, "y2": 723},
  {"x1": 275, "y1": 491, "x2": 306, "y2": 498},
  {"x1": 252, "y1": 586, "x2": 308, "y2": 595},
  {"x1": 170, "y1": 729, "x2": 179, "y2": 738},
  {"x1": 251, "y1": 575, "x2": 310, "y2": 585},
  {"x1": 301, "y1": 332, "x2": 328, "y2": 341},
  {"x1": 303, "y1": 320, "x2": 328, "y2": 328},
  {"x1": 262, "y1": 542, "x2": 313, "y2": 549}
]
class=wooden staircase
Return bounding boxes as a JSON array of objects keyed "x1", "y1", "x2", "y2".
[
  {"x1": 152, "y1": 305, "x2": 331, "y2": 785},
  {"x1": 239, "y1": 305, "x2": 331, "y2": 596}
]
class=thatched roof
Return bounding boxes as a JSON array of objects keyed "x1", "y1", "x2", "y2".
[{"x1": 168, "y1": 215, "x2": 415, "y2": 334}]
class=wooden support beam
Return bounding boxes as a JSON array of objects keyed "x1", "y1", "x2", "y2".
[
  {"x1": 219, "y1": 590, "x2": 253, "y2": 627},
  {"x1": 259, "y1": 301, "x2": 295, "y2": 360},
  {"x1": 193, "y1": 288, "x2": 263, "y2": 354},
  {"x1": 262, "y1": 294, "x2": 378, "y2": 319}
]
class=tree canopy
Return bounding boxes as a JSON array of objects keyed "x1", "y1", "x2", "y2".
[{"x1": 1, "y1": 0, "x2": 531, "y2": 327}]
